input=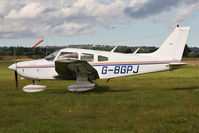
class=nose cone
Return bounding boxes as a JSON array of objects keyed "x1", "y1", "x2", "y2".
[{"x1": 8, "y1": 64, "x2": 16, "y2": 71}]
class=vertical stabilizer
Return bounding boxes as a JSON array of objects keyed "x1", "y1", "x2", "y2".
[{"x1": 152, "y1": 26, "x2": 190, "y2": 60}]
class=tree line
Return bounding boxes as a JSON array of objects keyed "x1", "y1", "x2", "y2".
[{"x1": 0, "y1": 44, "x2": 196, "y2": 58}]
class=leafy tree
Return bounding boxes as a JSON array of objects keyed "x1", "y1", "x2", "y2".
[
  {"x1": 124, "y1": 48, "x2": 132, "y2": 53},
  {"x1": 183, "y1": 44, "x2": 192, "y2": 57}
]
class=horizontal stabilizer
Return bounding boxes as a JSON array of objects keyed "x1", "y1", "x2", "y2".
[{"x1": 169, "y1": 62, "x2": 187, "y2": 70}]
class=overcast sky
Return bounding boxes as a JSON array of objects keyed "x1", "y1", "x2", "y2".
[{"x1": 0, "y1": 0, "x2": 199, "y2": 47}]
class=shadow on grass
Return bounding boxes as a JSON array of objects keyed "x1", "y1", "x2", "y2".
[
  {"x1": 173, "y1": 86, "x2": 199, "y2": 91},
  {"x1": 90, "y1": 86, "x2": 136, "y2": 94},
  {"x1": 38, "y1": 84, "x2": 136, "y2": 94},
  {"x1": 45, "y1": 87, "x2": 69, "y2": 94}
]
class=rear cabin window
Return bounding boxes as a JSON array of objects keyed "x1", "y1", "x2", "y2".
[
  {"x1": 98, "y1": 55, "x2": 108, "y2": 62},
  {"x1": 81, "y1": 53, "x2": 94, "y2": 62},
  {"x1": 57, "y1": 52, "x2": 78, "y2": 60}
]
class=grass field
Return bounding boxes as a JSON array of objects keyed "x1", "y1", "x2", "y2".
[{"x1": 0, "y1": 61, "x2": 199, "y2": 133}]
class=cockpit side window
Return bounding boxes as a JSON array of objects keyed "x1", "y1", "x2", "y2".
[
  {"x1": 81, "y1": 53, "x2": 94, "y2": 62},
  {"x1": 57, "y1": 52, "x2": 78, "y2": 60},
  {"x1": 98, "y1": 55, "x2": 108, "y2": 62},
  {"x1": 44, "y1": 50, "x2": 60, "y2": 61}
]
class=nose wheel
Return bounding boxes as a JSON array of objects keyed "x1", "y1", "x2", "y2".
[{"x1": 22, "y1": 80, "x2": 46, "y2": 93}]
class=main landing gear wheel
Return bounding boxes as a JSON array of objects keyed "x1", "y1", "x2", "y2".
[{"x1": 68, "y1": 75, "x2": 97, "y2": 92}]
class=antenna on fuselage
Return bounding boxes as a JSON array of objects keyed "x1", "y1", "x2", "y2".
[
  {"x1": 111, "y1": 45, "x2": 118, "y2": 52},
  {"x1": 132, "y1": 47, "x2": 140, "y2": 54},
  {"x1": 46, "y1": 36, "x2": 48, "y2": 56}
]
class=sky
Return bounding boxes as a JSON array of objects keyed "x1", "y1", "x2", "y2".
[{"x1": 0, "y1": 0, "x2": 199, "y2": 47}]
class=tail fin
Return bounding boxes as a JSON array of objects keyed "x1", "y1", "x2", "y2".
[{"x1": 152, "y1": 26, "x2": 190, "y2": 60}]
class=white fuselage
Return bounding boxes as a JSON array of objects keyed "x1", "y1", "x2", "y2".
[{"x1": 10, "y1": 48, "x2": 179, "y2": 80}]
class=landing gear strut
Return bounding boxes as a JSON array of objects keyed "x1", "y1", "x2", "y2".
[{"x1": 32, "y1": 80, "x2": 35, "y2": 85}]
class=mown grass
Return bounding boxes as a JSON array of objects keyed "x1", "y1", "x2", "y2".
[{"x1": 0, "y1": 62, "x2": 199, "y2": 133}]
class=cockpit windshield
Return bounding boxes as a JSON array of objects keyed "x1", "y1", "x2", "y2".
[{"x1": 44, "y1": 50, "x2": 60, "y2": 61}]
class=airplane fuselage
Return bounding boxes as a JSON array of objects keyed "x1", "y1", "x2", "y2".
[
  {"x1": 9, "y1": 48, "x2": 180, "y2": 80},
  {"x1": 8, "y1": 26, "x2": 190, "y2": 92}
]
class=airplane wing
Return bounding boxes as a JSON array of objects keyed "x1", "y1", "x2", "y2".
[{"x1": 55, "y1": 59, "x2": 99, "y2": 80}]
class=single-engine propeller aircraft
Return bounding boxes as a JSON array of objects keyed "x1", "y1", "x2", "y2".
[{"x1": 9, "y1": 25, "x2": 190, "y2": 92}]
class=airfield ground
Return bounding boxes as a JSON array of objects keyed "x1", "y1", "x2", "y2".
[{"x1": 0, "y1": 59, "x2": 199, "y2": 133}]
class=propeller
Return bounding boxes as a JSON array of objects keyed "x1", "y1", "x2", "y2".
[
  {"x1": 11, "y1": 39, "x2": 44, "y2": 90},
  {"x1": 15, "y1": 70, "x2": 18, "y2": 90},
  {"x1": 14, "y1": 47, "x2": 18, "y2": 90}
]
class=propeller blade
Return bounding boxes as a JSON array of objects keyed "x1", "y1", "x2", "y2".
[
  {"x1": 14, "y1": 48, "x2": 16, "y2": 64},
  {"x1": 14, "y1": 47, "x2": 18, "y2": 90},
  {"x1": 33, "y1": 39, "x2": 44, "y2": 50},
  {"x1": 15, "y1": 71, "x2": 18, "y2": 90}
]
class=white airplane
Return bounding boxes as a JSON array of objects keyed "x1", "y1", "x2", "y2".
[{"x1": 9, "y1": 25, "x2": 190, "y2": 92}]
